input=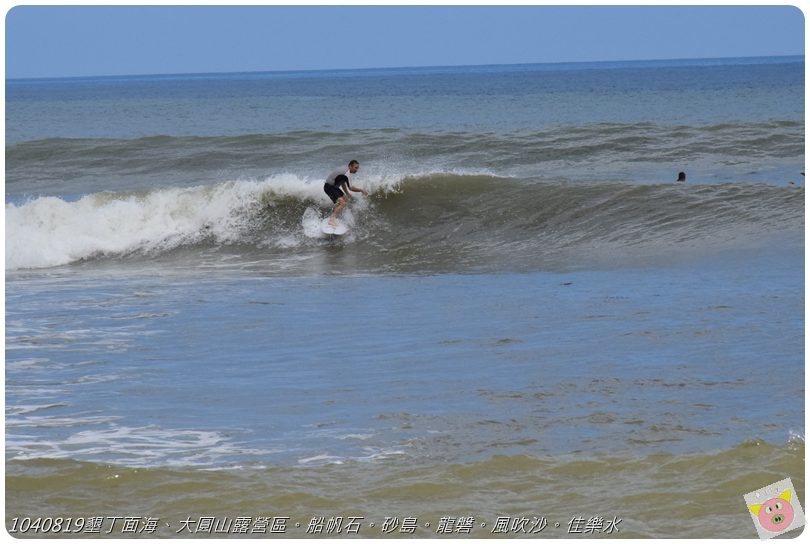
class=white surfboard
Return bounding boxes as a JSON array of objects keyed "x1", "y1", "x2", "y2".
[{"x1": 320, "y1": 218, "x2": 349, "y2": 235}]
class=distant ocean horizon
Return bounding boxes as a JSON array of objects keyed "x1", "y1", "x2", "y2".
[
  {"x1": 6, "y1": 53, "x2": 804, "y2": 538},
  {"x1": 7, "y1": 53, "x2": 803, "y2": 82}
]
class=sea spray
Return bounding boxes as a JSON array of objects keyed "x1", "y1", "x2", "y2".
[{"x1": 7, "y1": 174, "x2": 803, "y2": 270}]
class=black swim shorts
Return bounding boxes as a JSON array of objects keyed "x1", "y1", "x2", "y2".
[{"x1": 324, "y1": 183, "x2": 345, "y2": 203}]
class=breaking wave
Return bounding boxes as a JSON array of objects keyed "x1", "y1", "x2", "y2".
[{"x1": 6, "y1": 173, "x2": 804, "y2": 271}]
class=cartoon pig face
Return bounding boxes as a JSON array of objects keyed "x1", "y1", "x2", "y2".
[{"x1": 750, "y1": 490, "x2": 795, "y2": 533}]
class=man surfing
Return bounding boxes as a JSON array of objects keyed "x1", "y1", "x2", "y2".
[{"x1": 323, "y1": 160, "x2": 368, "y2": 226}]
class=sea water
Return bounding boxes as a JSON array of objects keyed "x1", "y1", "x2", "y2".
[{"x1": 5, "y1": 57, "x2": 804, "y2": 538}]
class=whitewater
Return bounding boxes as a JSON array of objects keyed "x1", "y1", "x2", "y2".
[
  {"x1": 6, "y1": 57, "x2": 804, "y2": 538},
  {"x1": 7, "y1": 172, "x2": 803, "y2": 272}
]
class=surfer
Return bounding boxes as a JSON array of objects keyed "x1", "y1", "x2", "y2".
[{"x1": 324, "y1": 160, "x2": 368, "y2": 225}]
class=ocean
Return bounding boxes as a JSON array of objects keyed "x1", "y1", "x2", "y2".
[{"x1": 5, "y1": 56, "x2": 805, "y2": 538}]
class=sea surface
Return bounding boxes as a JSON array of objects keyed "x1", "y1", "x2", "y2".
[{"x1": 5, "y1": 56, "x2": 805, "y2": 538}]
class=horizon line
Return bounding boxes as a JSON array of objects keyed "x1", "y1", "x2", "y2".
[{"x1": 7, "y1": 54, "x2": 804, "y2": 82}]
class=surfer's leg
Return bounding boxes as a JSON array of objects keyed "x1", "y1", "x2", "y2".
[{"x1": 330, "y1": 196, "x2": 347, "y2": 225}]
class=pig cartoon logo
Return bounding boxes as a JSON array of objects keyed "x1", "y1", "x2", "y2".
[
  {"x1": 750, "y1": 489, "x2": 795, "y2": 532},
  {"x1": 744, "y1": 478, "x2": 805, "y2": 540}
]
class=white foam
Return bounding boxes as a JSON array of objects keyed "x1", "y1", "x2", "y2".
[
  {"x1": 7, "y1": 424, "x2": 270, "y2": 468},
  {"x1": 6, "y1": 403, "x2": 68, "y2": 416},
  {"x1": 297, "y1": 453, "x2": 345, "y2": 465},
  {"x1": 6, "y1": 169, "x2": 490, "y2": 270},
  {"x1": 301, "y1": 206, "x2": 326, "y2": 239},
  {"x1": 5, "y1": 174, "x2": 323, "y2": 270},
  {"x1": 4, "y1": 357, "x2": 53, "y2": 370}
]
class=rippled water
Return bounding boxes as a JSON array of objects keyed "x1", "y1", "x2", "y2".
[{"x1": 6, "y1": 56, "x2": 804, "y2": 538}]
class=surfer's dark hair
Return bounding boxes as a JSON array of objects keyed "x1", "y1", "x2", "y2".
[{"x1": 349, "y1": 160, "x2": 359, "y2": 167}]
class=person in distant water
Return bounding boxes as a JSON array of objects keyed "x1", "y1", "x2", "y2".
[
  {"x1": 676, "y1": 172, "x2": 686, "y2": 183},
  {"x1": 324, "y1": 160, "x2": 368, "y2": 225}
]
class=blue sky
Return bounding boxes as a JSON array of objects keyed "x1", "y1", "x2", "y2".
[{"x1": 5, "y1": 5, "x2": 805, "y2": 79}]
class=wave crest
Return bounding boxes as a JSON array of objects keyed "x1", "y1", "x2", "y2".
[{"x1": 6, "y1": 174, "x2": 804, "y2": 271}]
